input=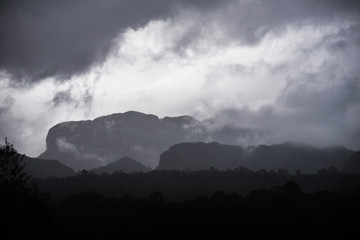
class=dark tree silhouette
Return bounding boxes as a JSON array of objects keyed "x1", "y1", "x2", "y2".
[
  {"x1": 0, "y1": 138, "x2": 55, "y2": 239},
  {"x1": 0, "y1": 138, "x2": 30, "y2": 195}
]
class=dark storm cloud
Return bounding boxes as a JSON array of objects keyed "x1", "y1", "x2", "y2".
[
  {"x1": 0, "y1": 0, "x2": 230, "y2": 83},
  {"x1": 0, "y1": 0, "x2": 167, "y2": 82},
  {"x1": 1, "y1": 0, "x2": 359, "y2": 83}
]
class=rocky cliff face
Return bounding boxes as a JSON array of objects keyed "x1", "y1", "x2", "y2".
[{"x1": 39, "y1": 111, "x2": 209, "y2": 170}]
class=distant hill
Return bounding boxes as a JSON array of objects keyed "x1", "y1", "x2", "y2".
[
  {"x1": 39, "y1": 111, "x2": 209, "y2": 170},
  {"x1": 157, "y1": 141, "x2": 353, "y2": 173},
  {"x1": 344, "y1": 151, "x2": 360, "y2": 173},
  {"x1": 0, "y1": 149, "x2": 75, "y2": 178},
  {"x1": 242, "y1": 142, "x2": 353, "y2": 173},
  {"x1": 23, "y1": 156, "x2": 75, "y2": 178},
  {"x1": 91, "y1": 157, "x2": 151, "y2": 174}
]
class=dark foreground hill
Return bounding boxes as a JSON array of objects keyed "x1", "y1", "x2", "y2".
[
  {"x1": 91, "y1": 157, "x2": 151, "y2": 174},
  {"x1": 0, "y1": 149, "x2": 75, "y2": 178},
  {"x1": 158, "y1": 141, "x2": 353, "y2": 173},
  {"x1": 24, "y1": 156, "x2": 75, "y2": 178}
]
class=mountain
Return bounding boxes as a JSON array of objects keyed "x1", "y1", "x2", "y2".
[
  {"x1": 157, "y1": 142, "x2": 244, "y2": 171},
  {"x1": 0, "y1": 149, "x2": 75, "y2": 178},
  {"x1": 157, "y1": 141, "x2": 353, "y2": 173},
  {"x1": 38, "y1": 111, "x2": 355, "y2": 172},
  {"x1": 39, "y1": 111, "x2": 209, "y2": 170},
  {"x1": 91, "y1": 157, "x2": 151, "y2": 174},
  {"x1": 343, "y1": 151, "x2": 360, "y2": 173}
]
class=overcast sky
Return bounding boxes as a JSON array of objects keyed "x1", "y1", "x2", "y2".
[{"x1": 0, "y1": 0, "x2": 360, "y2": 156}]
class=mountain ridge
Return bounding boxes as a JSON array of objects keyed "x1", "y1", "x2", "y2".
[
  {"x1": 157, "y1": 141, "x2": 353, "y2": 173},
  {"x1": 38, "y1": 111, "x2": 355, "y2": 172}
]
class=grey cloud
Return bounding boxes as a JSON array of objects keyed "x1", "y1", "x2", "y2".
[
  {"x1": 278, "y1": 75, "x2": 360, "y2": 148},
  {"x1": 200, "y1": 10, "x2": 360, "y2": 151},
  {"x1": 50, "y1": 84, "x2": 94, "y2": 115},
  {"x1": 228, "y1": 0, "x2": 360, "y2": 42},
  {"x1": 170, "y1": 0, "x2": 360, "y2": 53},
  {"x1": 82, "y1": 89, "x2": 93, "y2": 106},
  {"x1": 328, "y1": 40, "x2": 348, "y2": 52},
  {"x1": 0, "y1": 96, "x2": 14, "y2": 114},
  {"x1": 207, "y1": 73, "x2": 360, "y2": 150},
  {"x1": 51, "y1": 90, "x2": 74, "y2": 107},
  {"x1": 280, "y1": 75, "x2": 360, "y2": 116}
]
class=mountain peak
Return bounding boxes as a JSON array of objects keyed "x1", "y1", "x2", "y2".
[{"x1": 91, "y1": 157, "x2": 151, "y2": 174}]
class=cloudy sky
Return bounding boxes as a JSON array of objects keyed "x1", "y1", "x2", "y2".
[{"x1": 0, "y1": 0, "x2": 360, "y2": 157}]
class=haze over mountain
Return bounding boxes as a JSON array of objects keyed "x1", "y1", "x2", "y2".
[{"x1": 39, "y1": 111, "x2": 209, "y2": 170}]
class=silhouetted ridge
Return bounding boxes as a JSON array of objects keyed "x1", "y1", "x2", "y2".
[
  {"x1": 158, "y1": 142, "x2": 244, "y2": 170},
  {"x1": 243, "y1": 142, "x2": 352, "y2": 172},
  {"x1": 157, "y1": 141, "x2": 353, "y2": 173},
  {"x1": 91, "y1": 157, "x2": 151, "y2": 174}
]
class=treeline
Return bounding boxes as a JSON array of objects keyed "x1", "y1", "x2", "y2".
[
  {"x1": 36, "y1": 167, "x2": 360, "y2": 201},
  {"x1": 32, "y1": 182, "x2": 360, "y2": 238},
  {"x1": 2, "y1": 140, "x2": 360, "y2": 239}
]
